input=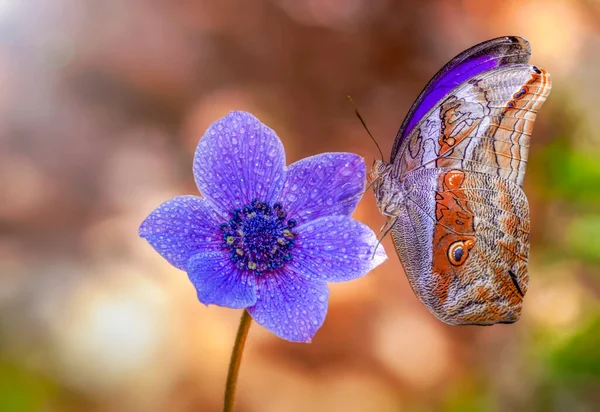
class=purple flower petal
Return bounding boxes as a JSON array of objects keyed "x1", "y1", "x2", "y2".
[
  {"x1": 247, "y1": 269, "x2": 329, "y2": 342},
  {"x1": 193, "y1": 111, "x2": 286, "y2": 217},
  {"x1": 139, "y1": 196, "x2": 222, "y2": 270},
  {"x1": 290, "y1": 215, "x2": 386, "y2": 282},
  {"x1": 277, "y1": 153, "x2": 365, "y2": 225},
  {"x1": 187, "y1": 252, "x2": 258, "y2": 308}
]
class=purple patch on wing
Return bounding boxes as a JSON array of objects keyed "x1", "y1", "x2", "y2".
[
  {"x1": 390, "y1": 36, "x2": 531, "y2": 163},
  {"x1": 402, "y1": 54, "x2": 498, "y2": 138}
]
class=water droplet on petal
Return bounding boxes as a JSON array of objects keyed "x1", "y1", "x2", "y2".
[{"x1": 339, "y1": 165, "x2": 352, "y2": 176}]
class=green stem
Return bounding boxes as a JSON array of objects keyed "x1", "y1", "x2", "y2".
[{"x1": 223, "y1": 310, "x2": 252, "y2": 412}]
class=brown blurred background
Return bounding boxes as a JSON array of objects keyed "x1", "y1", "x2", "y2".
[{"x1": 1, "y1": 0, "x2": 599, "y2": 411}]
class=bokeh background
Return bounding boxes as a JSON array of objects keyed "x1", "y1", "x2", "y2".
[{"x1": 1, "y1": 0, "x2": 599, "y2": 411}]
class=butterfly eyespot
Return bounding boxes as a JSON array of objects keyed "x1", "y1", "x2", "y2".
[
  {"x1": 448, "y1": 240, "x2": 473, "y2": 266},
  {"x1": 453, "y1": 247, "x2": 464, "y2": 262},
  {"x1": 513, "y1": 86, "x2": 528, "y2": 99}
]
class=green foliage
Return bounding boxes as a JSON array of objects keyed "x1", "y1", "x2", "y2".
[
  {"x1": 566, "y1": 215, "x2": 600, "y2": 264},
  {"x1": 547, "y1": 314, "x2": 600, "y2": 383},
  {"x1": 535, "y1": 140, "x2": 600, "y2": 205},
  {"x1": 0, "y1": 361, "x2": 56, "y2": 412},
  {"x1": 442, "y1": 379, "x2": 495, "y2": 412}
]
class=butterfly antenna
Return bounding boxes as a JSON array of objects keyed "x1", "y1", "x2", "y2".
[{"x1": 348, "y1": 95, "x2": 384, "y2": 161}]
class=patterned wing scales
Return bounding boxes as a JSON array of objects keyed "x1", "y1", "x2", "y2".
[
  {"x1": 396, "y1": 65, "x2": 551, "y2": 187},
  {"x1": 390, "y1": 36, "x2": 531, "y2": 163},
  {"x1": 390, "y1": 168, "x2": 529, "y2": 325}
]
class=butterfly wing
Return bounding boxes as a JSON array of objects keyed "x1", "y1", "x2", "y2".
[
  {"x1": 389, "y1": 36, "x2": 532, "y2": 164},
  {"x1": 376, "y1": 37, "x2": 551, "y2": 325},
  {"x1": 390, "y1": 168, "x2": 529, "y2": 325},
  {"x1": 395, "y1": 64, "x2": 551, "y2": 187}
]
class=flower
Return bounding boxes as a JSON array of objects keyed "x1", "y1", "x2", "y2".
[{"x1": 139, "y1": 111, "x2": 386, "y2": 342}]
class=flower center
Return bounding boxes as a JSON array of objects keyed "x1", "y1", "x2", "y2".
[{"x1": 220, "y1": 199, "x2": 297, "y2": 275}]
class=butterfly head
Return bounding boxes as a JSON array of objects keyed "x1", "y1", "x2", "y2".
[
  {"x1": 370, "y1": 160, "x2": 405, "y2": 217},
  {"x1": 368, "y1": 159, "x2": 387, "y2": 183}
]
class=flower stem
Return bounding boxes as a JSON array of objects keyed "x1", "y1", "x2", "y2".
[{"x1": 223, "y1": 310, "x2": 252, "y2": 412}]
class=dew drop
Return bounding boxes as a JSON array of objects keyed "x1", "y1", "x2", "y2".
[{"x1": 339, "y1": 165, "x2": 352, "y2": 176}]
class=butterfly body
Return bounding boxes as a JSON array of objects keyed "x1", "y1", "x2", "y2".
[{"x1": 372, "y1": 37, "x2": 551, "y2": 325}]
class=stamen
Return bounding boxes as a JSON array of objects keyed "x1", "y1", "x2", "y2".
[{"x1": 220, "y1": 199, "x2": 297, "y2": 275}]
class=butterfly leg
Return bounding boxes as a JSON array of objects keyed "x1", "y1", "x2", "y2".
[{"x1": 372, "y1": 216, "x2": 397, "y2": 260}]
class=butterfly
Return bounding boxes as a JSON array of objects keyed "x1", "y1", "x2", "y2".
[{"x1": 370, "y1": 36, "x2": 551, "y2": 325}]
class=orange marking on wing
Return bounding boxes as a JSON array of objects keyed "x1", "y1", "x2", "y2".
[
  {"x1": 431, "y1": 271, "x2": 451, "y2": 304},
  {"x1": 513, "y1": 86, "x2": 529, "y2": 100},
  {"x1": 438, "y1": 97, "x2": 483, "y2": 156},
  {"x1": 472, "y1": 241, "x2": 523, "y2": 308},
  {"x1": 492, "y1": 68, "x2": 551, "y2": 183},
  {"x1": 444, "y1": 170, "x2": 465, "y2": 189},
  {"x1": 431, "y1": 170, "x2": 477, "y2": 303}
]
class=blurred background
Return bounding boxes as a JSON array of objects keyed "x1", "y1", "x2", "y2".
[{"x1": 0, "y1": 0, "x2": 599, "y2": 411}]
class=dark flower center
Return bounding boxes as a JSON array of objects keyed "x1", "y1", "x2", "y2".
[{"x1": 220, "y1": 199, "x2": 297, "y2": 275}]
